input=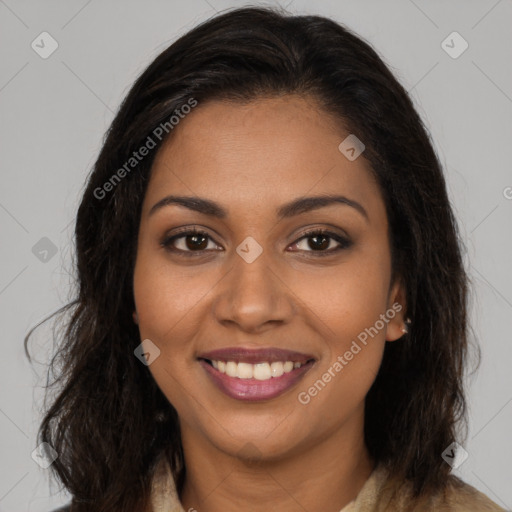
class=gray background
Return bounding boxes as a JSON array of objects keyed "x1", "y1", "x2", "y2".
[{"x1": 1, "y1": 0, "x2": 511, "y2": 510}]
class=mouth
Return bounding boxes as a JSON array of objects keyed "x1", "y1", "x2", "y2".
[{"x1": 197, "y1": 347, "x2": 316, "y2": 401}]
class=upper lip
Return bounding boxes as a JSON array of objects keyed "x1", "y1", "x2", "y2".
[{"x1": 198, "y1": 347, "x2": 316, "y2": 364}]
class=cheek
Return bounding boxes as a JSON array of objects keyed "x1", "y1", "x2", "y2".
[
  {"x1": 132, "y1": 250, "x2": 224, "y2": 409},
  {"x1": 307, "y1": 250, "x2": 391, "y2": 347},
  {"x1": 297, "y1": 249, "x2": 390, "y2": 410},
  {"x1": 132, "y1": 250, "x2": 217, "y2": 343},
  {"x1": 299, "y1": 279, "x2": 387, "y2": 423},
  {"x1": 132, "y1": 256, "x2": 198, "y2": 410}
]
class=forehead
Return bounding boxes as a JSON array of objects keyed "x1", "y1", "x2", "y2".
[{"x1": 144, "y1": 95, "x2": 384, "y2": 221}]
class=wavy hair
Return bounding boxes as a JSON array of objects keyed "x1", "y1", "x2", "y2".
[{"x1": 25, "y1": 6, "x2": 475, "y2": 511}]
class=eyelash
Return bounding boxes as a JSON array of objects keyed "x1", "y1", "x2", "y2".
[{"x1": 160, "y1": 227, "x2": 352, "y2": 257}]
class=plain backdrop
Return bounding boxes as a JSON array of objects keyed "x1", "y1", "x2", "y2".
[{"x1": 0, "y1": 0, "x2": 511, "y2": 510}]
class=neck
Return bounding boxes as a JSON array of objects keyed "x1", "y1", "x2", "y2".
[{"x1": 179, "y1": 412, "x2": 374, "y2": 512}]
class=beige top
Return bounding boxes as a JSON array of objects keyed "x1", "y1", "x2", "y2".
[{"x1": 149, "y1": 455, "x2": 506, "y2": 512}]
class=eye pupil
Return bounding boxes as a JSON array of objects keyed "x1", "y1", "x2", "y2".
[
  {"x1": 186, "y1": 234, "x2": 208, "y2": 250},
  {"x1": 308, "y1": 234, "x2": 329, "y2": 250}
]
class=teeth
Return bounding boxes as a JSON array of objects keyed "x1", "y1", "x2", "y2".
[
  {"x1": 253, "y1": 362, "x2": 271, "y2": 380},
  {"x1": 237, "y1": 362, "x2": 253, "y2": 379},
  {"x1": 270, "y1": 361, "x2": 284, "y2": 377},
  {"x1": 225, "y1": 361, "x2": 238, "y2": 378},
  {"x1": 209, "y1": 360, "x2": 307, "y2": 380}
]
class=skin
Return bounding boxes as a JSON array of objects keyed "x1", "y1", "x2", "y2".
[{"x1": 133, "y1": 95, "x2": 407, "y2": 512}]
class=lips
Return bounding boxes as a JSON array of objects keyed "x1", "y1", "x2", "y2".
[{"x1": 197, "y1": 347, "x2": 316, "y2": 401}]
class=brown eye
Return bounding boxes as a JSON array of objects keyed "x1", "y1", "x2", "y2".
[
  {"x1": 161, "y1": 229, "x2": 221, "y2": 254},
  {"x1": 307, "y1": 233, "x2": 330, "y2": 250},
  {"x1": 183, "y1": 232, "x2": 208, "y2": 250},
  {"x1": 290, "y1": 230, "x2": 352, "y2": 255}
]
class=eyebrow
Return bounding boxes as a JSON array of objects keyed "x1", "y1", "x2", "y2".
[{"x1": 148, "y1": 193, "x2": 368, "y2": 221}]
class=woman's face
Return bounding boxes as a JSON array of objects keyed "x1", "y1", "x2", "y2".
[{"x1": 133, "y1": 95, "x2": 405, "y2": 461}]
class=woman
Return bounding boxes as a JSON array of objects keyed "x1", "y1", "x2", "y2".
[{"x1": 26, "y1": 6, "x2": 505, "y2": 512}]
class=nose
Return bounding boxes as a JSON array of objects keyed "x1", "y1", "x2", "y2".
[{"x1": 212, "y1": 249, "x2": 295, "y2": 334}]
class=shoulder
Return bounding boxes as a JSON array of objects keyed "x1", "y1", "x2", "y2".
[
  {"x1": 439, "y1": 475, "x2": 507, "y2": 511},
  {"x1": 356, "y1": 465, "x2": 506, "y2": 511}
]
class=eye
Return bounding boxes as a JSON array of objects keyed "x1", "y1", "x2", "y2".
[
  {"x1": 288, "y1": 229, "x2": 352, "y2": 256},
  {"x1": 161, "y1": 227, "x2": 352, "y2": 257},
  {"x1": 161, "y1": 228, "x2": 222, "y2": 255}
]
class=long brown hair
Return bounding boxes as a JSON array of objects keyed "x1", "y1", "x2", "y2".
[{"x1": 25, "y1": 6, "x2": 475, "y2": 511}]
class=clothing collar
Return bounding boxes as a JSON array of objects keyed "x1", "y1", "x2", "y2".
[{"x1": 149, "y1": 455, "x2": 387, "y2": 512}]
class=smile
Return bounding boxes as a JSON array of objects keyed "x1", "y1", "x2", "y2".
[
  {"x1": 206, "y1": 359, "x2": 308, "y2": 380},
  {"x1": 197, "y1": 347, "x2": 316, "y2": 401}
]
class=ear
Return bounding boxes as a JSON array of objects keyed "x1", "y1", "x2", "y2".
[
  {"x1": 385, "y1": 277, "x2": 407, "y2": 342},
  {"x1": 133, "y1": 311, "x2": 139, "y2": 325}
]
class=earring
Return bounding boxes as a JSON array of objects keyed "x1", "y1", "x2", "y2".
[{"x1": 401, "y1": 318, "x2": 412, "y2": 334}]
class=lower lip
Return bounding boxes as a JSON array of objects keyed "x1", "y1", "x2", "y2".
[{"x1": 199, "y1": 359, "x2": 315, "y2": 402}]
